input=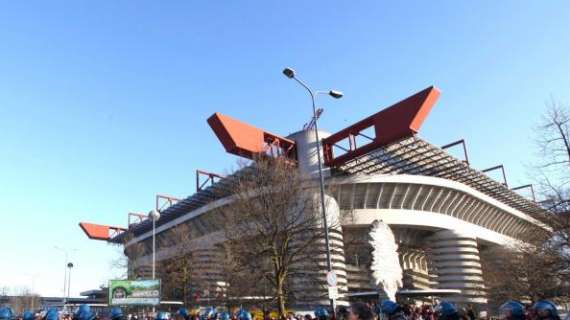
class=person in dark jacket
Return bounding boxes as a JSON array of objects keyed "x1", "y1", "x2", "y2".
[{"x1": 349, "y1": 302, "x2": 373, "y2": 320}]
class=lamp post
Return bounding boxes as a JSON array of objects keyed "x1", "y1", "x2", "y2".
[
  {"x1": 67, "y1": 262, "x2": 74, "y2": 302},
  {"x1": 282, "y1": 67, "x2": 343, "y2": 312},
  {"x1": 54, "y1": 246, "x2": 77, "y2": 308},
  {"x1": 148, "y1": 209, "x2": 160, "y2": 314},
  {"x1": 148, "y1": 209, "x2": 161, "y2": 280}
]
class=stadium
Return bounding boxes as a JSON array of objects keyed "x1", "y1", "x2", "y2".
[{"x1": 80, "y1": 86, "x2": 547, "y2": 310}]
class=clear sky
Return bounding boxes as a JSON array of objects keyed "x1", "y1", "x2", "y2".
[{"x1": 1, "y1": 1, "x2": 569, "y2": 297}]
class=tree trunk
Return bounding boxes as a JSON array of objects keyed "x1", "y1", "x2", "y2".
[
  {"x1": 277, "y1": 282, "x2": 286, "y2": 318},
  {"x1": 183, "y1": 265, "x2": 189, "y2": 306}
]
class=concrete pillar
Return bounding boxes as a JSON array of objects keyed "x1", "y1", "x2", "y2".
[
  {"x1": 284, "y1": 130, "x2": 348, "y2": 309},
  {"x1": 287, "y1": 129, "x2": 331, "y2": 178},
  {"x1": 429, "y1": 230, "x2": 487, "y2": 305},
  {"x1": 288, "y1": 194, "x2": 349, "y2": 310},
  {"x1": 191, "y1": 247, "x2": 227, "y2": 299}
]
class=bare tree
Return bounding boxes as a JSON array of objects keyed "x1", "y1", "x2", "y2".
[
  {"x1": 8, "y1": 287, "x2": 41, "y2": 313},
  {"x1": 219, "y1": 157, "x2": 328, "y2": 317},
  {"x1": 481, "y1": 243, "x2": 565, "y2": 307},
  {"x1": 537, "y1": 102, "x2": 570, "y2": 173},
  {"x1": 156, "y1": 224, "x2": 240, "y2": 307},
  {"x1": 111, "y1": 215, "x2": 252, "y2": 307},
  {"x1": 111, "y1": 230, "x2": 147, "y2": 279},
  {"x1": 481, "y1": 101, "x2": 570, "y2": 307},
  {"x1": 215, "y1": 243, "x2": 259, "y2": 309},
  {"x1": 533, "y1": 101, "x2": 570, "y2": 276},
  {"x1": 157, "y1": 224, "x2": 195, "y2": 306}
]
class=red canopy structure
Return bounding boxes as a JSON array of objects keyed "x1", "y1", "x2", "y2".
[
  {"x1": 322, "y1": 86, "x2": 441, "y2": 167},
  {"x1": 79, "y1": 222, "x2": 126, "y2": 241}
]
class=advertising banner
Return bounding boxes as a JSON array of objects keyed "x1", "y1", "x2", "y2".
[{"x1": 109, "y1": 279, "x2": 161, "y2": 305}]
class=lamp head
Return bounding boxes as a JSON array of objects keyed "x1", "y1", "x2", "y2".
[
  {"x1": 282, "y1": 67, "x2": 296, "y2": 79},
  {"x1": 148, "y1": 210, "x2": 161, "y2": 221},
  {"x1": 329, "y1": 90, "x2": 343, "y2": 99}
]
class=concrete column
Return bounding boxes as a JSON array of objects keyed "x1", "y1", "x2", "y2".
[
  {"x1": 288, "y1": 194, "x2": 349, "y2": 310},
  {"x1": 429, "y1": 230, "x2": 487, "y2": 305},
  {"x1": 287, "y1": 129, "x2": 331, "y2": 178},
  {"x1": 286, "y1": 130, "x2": 348, "y2": 309},
  {"x1": 191, "y1": 247, "x2": 226, "y2": 299}
]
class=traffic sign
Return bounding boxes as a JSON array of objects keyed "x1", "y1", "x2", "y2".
[
  {"x1": 328, "y1": 286, "x2": 338, "y2": 300},
  {"x1": 326, "y1": 271, "x2": 338, "y2": 287}
]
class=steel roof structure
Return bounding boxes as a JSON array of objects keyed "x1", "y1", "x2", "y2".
[
  {"x1": 81, "y1": 85, "x2": 548, "y2": 244},
  {"x1": 111, "y1": 136, "x2": 546, "y2": 243},
  {"x1": 109, "y1": 167, "x2": 252, "y2": 243},
  {"x1": 332, "y1": 135, "x2": 548, "y2": 218}
]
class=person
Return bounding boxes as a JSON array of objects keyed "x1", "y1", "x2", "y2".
[
  {"x1": 315, "y1": 308, "x2": 329, "y2": 320},
  {"x1": 348, "y1": 302, "x2": 373, "y2": 320},
  {"x1": 465, "y1": 305, "x2": 475, "y2": 320},
  {"x1": 421, "y1": 305, "x2": 433, "y2": 320},
  {"x1": 379, "y1": 301, "x2": 405, "y2": 320},
  {"x1": 0, "y1": 307, "x2": 14, "y2": 320},
  {"x1": 23, "y1": 311, "x2": 35, "y2": 320},
  {"x1": 110, "y1": 308, "x2": 124, "y2": 320},
  {"x1": 219, "y1": 313, "x2": 230, "y2": 320},
  {"x1": 499, "y1": 301, "x2": 525, "y2": 320},
  {"x1": 177, "y1": 309, "x2": 190, "y2": 320},
  {"x1": 456, "y1": 307, "x2": 469, "y2": 320},
  {"x1": 402, "y1": 305, "x2": 411, "y2": 319},
  {"x1": 532, "y1": 300, "x2": 560, "y2": 320},
  {"x1": 156, "y1": 313, "x2": 169, "y2": 320},
  {"x1": 202, "y1": 308, "x2": 216, "y2": 320},
  {"x1": 410, "y1": 307, "x2": 422, "y2": 320},
  {"x1": 434, "y1": 302, "x2": 459, "y2": 320},
  {"x1": 45, "y1": 308, "x2": 59, "y2": 320},
  {"x1": 336, "y1": 307, "x2": 349, "y2": 320},
  {"x1": 236, "y1": 310, "x2": 251, "y2": 320},
  {"x1": 75, "y1": 305, "x2": 95, "y2": 320}
]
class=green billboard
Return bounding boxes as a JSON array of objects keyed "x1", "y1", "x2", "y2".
[{"x1": 109, "y1": 279, "x2": 161, "y2": 306}]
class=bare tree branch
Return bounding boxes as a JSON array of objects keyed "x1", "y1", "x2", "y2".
[{"x1": 218, "y1": 157, "x2": 329, "y2": 317}]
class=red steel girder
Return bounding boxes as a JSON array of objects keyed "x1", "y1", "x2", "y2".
[
  {"x1": 156, "y1": 194, "x2": 180, "y2": 212},
  {"x1": 207, "y1": 112, "x2": 297, "y2": 161},
  {"x1": 79, "y1": 222, "x2": 126, "y2": 241},
  {"x1": 322, "y1": 86, "x2": 441, "y2": 167},
  {"x1": 196, "y1": 169, "x2": 224, "y2": 192}
]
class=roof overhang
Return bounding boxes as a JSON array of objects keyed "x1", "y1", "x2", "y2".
[
  {"x1": 397, "y1": 289, "x2": 462, "y2": 297},
  {"x1": 323, "y1": 86, "x2": 441, "y2": 167},
  {"x1": 330, "y1": 135, "x2": 549, "y2": 219},
  {"x1": 79, "y1": 222, "x2": 126, "y2": 241},
  {"x1": 207, "y1": 112, "x2": 296, "y2": 160},
  {"x1": 346, "y1": 289, "x2": 461, "y2": 298}
]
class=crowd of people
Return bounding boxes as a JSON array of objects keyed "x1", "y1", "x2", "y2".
[
  {"x1": 0, "y1": 299, "x2": 565, "y2": 320},
  {"x1": 365, "y1": 300, "x2": 563, "y2": 320}
]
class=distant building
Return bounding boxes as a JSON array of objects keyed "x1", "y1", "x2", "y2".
[
  {"x1": 0, "y1": 292, "x2": 104, "y2": 312},
  {"x1": 79, "y1": 288, "x2": 107, "y2": 305}
]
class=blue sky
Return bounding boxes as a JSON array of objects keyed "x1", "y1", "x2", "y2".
[{"x1": 1, "y1": 1, "x2": 569, "y2": 297}]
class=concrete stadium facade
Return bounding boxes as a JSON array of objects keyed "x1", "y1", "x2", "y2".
[
  {"x1": 118, "y1": 130, "x2": 543, "y2": 309},
  {"x1": 81, "y1": 86, "x2": 547, "y2": 311}
]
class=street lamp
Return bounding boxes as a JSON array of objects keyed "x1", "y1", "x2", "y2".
[
  {"x1": 67, "y1": 262, "x2": 74, "y2": 301},
  {"x1": 148, "y1": 209, "x2": 160, "y2": 315},
  {"x1": 54, "y1": 246, "x2": 77, "y2": 307},
  {"x1": 148, "y1": 210, "x2": 161, "y2": 280},
  {"x1": 282, "y1": 67, "x2": 342, "y2": 311}
]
